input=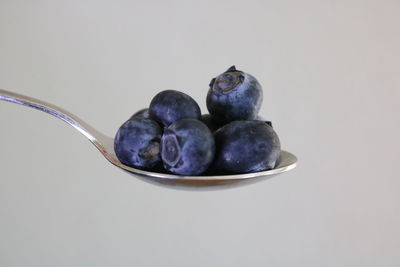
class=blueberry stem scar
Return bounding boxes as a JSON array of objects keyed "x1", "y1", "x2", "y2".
[{"x1": 161, "y1": 134, "x2": 181, "y2": 167}]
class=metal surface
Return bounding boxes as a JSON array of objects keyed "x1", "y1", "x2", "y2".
[{"x1": 0, "y1": 88, "x2": 297, "y2": 189}]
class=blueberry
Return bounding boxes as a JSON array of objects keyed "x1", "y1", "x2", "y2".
[
  {"x1": 200, "y1": 114, "x2": 224, "y2": 133},
  {"x1": 114, "y1": 117, "x2": 162, "y2": 170},
  {"x1": 149, "y1": 90, "x2": 201, "y2": 126},
  {"x1": 161, "y1": 119, "x2": 215, "y2": 175},
  {"x1": 130, "y1": 108, "x2": 150, "y2": 120},
  {"x1": 207, "y1": 66, "x2": 263, "y2": 124},
  {"x1": 213, "y1": 120, "x2": 280, "y2": 174}
]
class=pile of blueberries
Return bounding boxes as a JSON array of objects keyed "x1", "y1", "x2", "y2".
[{"x1": 114, "y1": 66, "x2": 281, "y2": 176}]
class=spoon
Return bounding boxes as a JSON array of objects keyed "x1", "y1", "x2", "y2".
[{"x1": 0, "y1": 89, "x2": 297, "y2": 190}]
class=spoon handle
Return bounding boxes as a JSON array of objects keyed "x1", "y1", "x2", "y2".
[{"x1": 0, "y1": 88, "x2": 113, "y2": 156}]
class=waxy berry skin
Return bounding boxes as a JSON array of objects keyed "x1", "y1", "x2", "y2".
[
  {"x1": 149, "y1": 90, "x2": 201, "y2": 127},
  {"x1": 213, "y1": 120, "x2": 280, "y2": 174},
  {"x1": 130, "y1": 108, "x2": 150, "y2": 120},
  {"x1": 161, "y1": 119, "x2": 215, "y2": 175},
  {"x1": 114, "y1": 117, "x2": 162, "y2": 170},
  {"x1": 207, "y1": 66, "x2": 263, "y2": 124}
]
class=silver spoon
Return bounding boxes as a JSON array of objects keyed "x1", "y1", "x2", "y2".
[{"x1": 0, "y1": 89, "x2": 297, "y2": 190}]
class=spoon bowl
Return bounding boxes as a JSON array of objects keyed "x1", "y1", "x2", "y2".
[{"x1": 0, "y1": 89, "x2": 297, "y2": 190}]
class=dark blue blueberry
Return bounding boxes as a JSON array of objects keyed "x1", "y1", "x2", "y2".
[
  {"x1": 130, "y1": 108, "x2": 150, "y2": 120},
  {"x1": 200, "y1": 114, "x2": 224, "y2": 133},
  {"x1": 213, "y1": 120, "x2": 280, "y2": 174},
  {"x1": 161, "y1": 119, "x2": 215, "y2": 175},
  {"x1": 207, "y1": 66, "x2": 263, "y2": 124},
  {"x1": 149, "y1": 90, "x2": 201, "y2": 126},
  {"x1": 114, "y1": 118, "x2": 162, "y2": 170}
]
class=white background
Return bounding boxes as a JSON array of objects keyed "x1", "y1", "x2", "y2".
[{"x1": 1, "y1": 0, "x2": 399, "y2": 266}]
